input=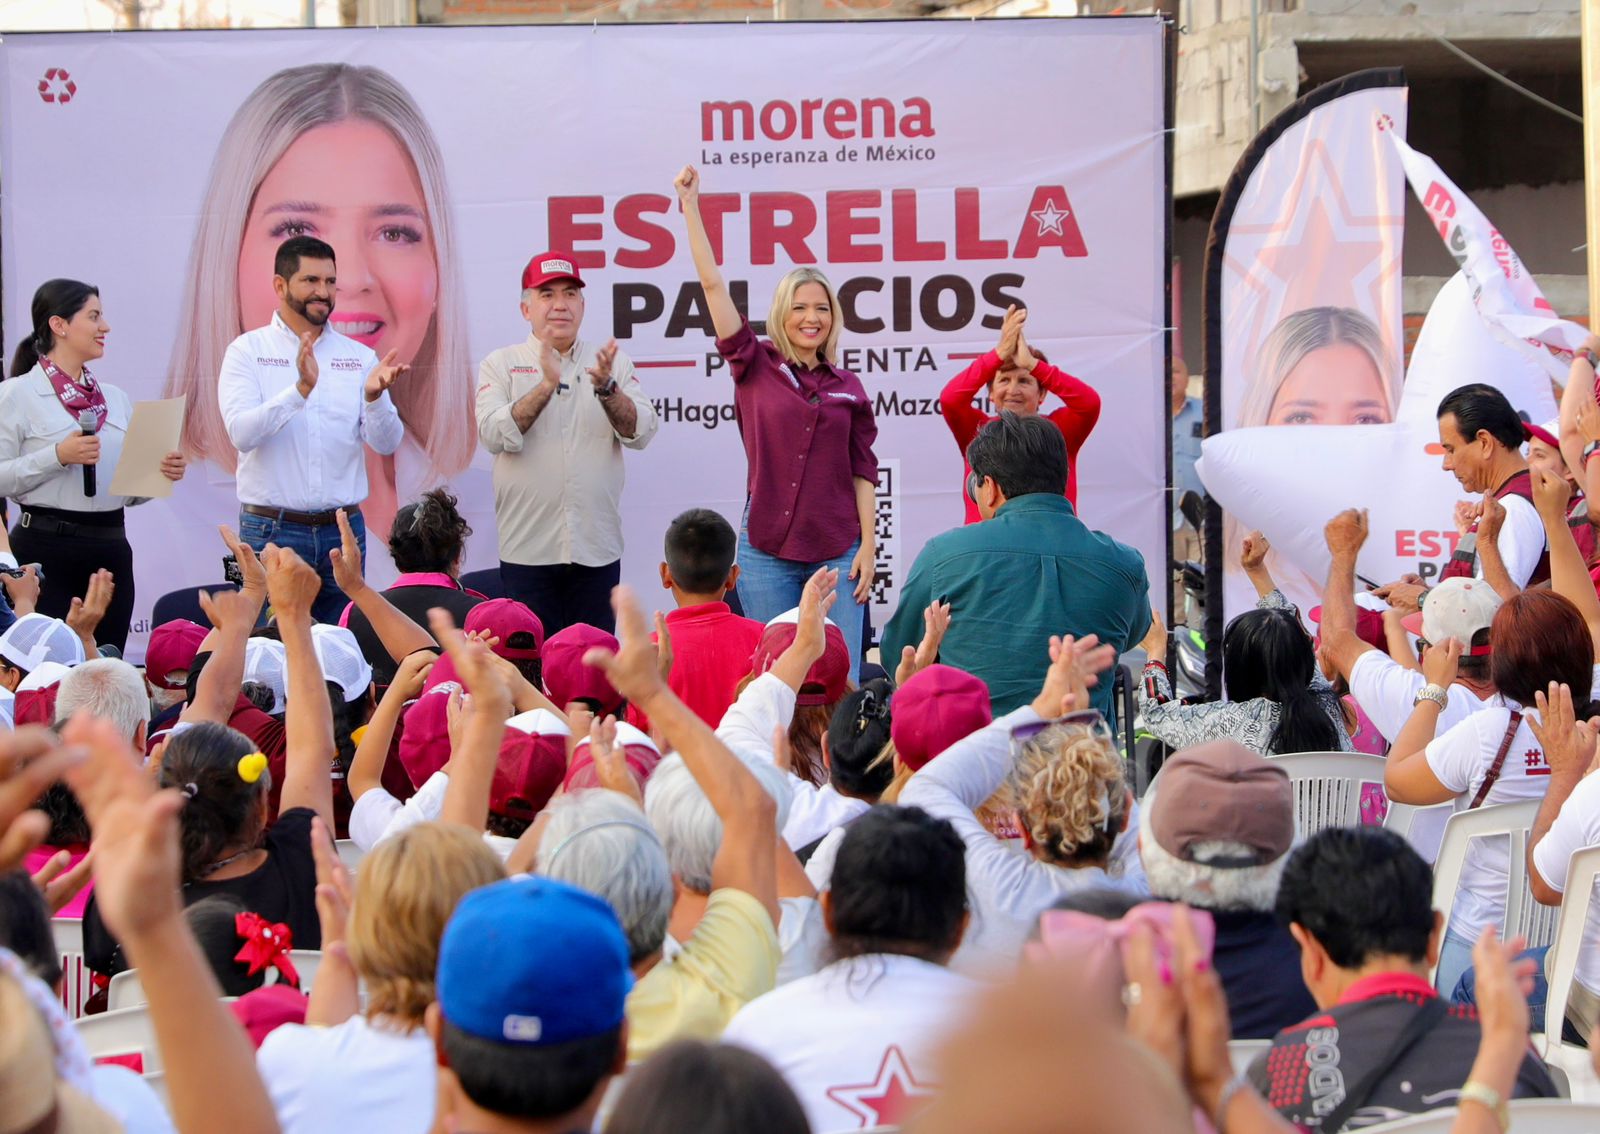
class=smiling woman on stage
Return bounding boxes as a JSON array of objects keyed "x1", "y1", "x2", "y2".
[
  {"x1": 0, "y1": 279, "x2": 188, "y2": 652},
  {"x1": 674, "y1": 164, "x2": 880, "y2": 680}
]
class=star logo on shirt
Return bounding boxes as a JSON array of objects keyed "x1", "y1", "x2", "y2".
[
  {"x1": 1031, "y1": 200, "x2": 1071, "y2": 237},
  {"x1": 825, "y1": 1045, "x2": 932, "y2": 1127}
]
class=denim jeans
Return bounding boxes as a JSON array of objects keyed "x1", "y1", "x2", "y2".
[
  {"x1": 238, "y1": 508, "x2": 365, "y2": 625},
  {"x1": 736, "y1": 521, "x2": 865, "y2": 683}
]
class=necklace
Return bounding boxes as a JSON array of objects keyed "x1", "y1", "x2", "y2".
[{"x1": 200, "y1": 846, "x2": 261, "y2": 877}]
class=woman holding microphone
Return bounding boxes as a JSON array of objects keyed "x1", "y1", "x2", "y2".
[
  {"x1": 1, "y1": 279, "x2": 187, "y2": 652},
  {"x1": 674, "y1": 164, "x2": 879, "y2": 680}
]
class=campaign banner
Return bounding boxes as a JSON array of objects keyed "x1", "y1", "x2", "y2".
[
  {"x1": 1199, "y1": 70, "x2": 1408, "y2": 661},
  {"x1": 1390, "y1": 131, "x2": 1587, "y2": 380},
  {"x1": 0, "y1": 20, "x2": 1168, "y2": 660}
]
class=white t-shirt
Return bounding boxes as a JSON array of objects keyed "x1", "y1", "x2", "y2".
[
  {"x1": 722, "y1": 954, "x2": 975, "y2": 1133},
  {"x1": 256, "y1": 1015, "x2": 435, "y2": 1134},
  {"x1": 347, "y1": 771, "x2": 516, "y2": 861},
  {"x1": 1349, "y1": 649, "x2": 1498, "y2": 743},
  {"x1": 1531, "y1": 771, "x2": 1600, "y2": 997},
  {"x1": 1489, "y1": 494, "x2": 1546, "y2": 589},
  {"x1": 90, "y1": 1064, "x2": 176, "y2": 1134},
  {"x1": 1425, "y1": 706, "x2": 1555, "y2": 941}
]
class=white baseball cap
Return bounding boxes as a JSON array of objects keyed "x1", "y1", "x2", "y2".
[
  {"x1": 243, "y1": 638, "x2": 288, "y2": 715},
  {"x1": 310, "y1": 624, "x2": 373, "y2": 703},
  {"x1": 1402, "y1": 576, "x2": 1502, "y2": 654},
  {"x1": 0, "y1": 614, "x2": 84, "y2": 673}
]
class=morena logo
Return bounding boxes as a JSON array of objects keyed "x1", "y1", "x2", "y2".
[
  {"x1": 701, "y1": 97, "x2": 933, "y2": 143},
  {"x1": 38, "y1": 67, "x2": 76, "y2": 105}
]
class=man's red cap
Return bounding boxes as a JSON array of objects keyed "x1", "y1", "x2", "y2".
[
  {"x1": 749, "y1": 611, "x2": 851, "y2": 707},
  {"x1": 521, "y1": 252, "x2": 584, "y2": 292},
  {"x1": 145, "y1": 619, "x2": 209, "y2": 691},
  {"x1": 466, "y1": 599, "x2": 544, "y2": 661},
  {"x1": 542, "y1": 625, "x2": 623, "y2": 715},
  {"x1": 564, "y1": 720, "x2": 663, "y2": 793}
]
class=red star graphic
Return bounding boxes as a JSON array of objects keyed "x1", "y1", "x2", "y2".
[{"x1": 825, "y1": 1045, "x2": 932, "y2": 1127}]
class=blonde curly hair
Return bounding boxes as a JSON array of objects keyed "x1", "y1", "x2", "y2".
[
  {"x1": 346, "y1": 823, "x2": 506, "y2": 1027},
  {"x1": 1008, "y1": 723, "x2": 1128, "y2": 867}
]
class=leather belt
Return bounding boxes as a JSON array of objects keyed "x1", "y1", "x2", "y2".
[
  {"x1": 242, "y1": 504, "x2": 359, "y2": 527},
  {"x1": 18, "y1": 509, "x2": 125, "y2": 539}
]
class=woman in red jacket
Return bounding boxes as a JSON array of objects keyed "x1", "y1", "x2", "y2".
[{"x1": 939, "y1": 304, "x2": 1100, "y2": 524}]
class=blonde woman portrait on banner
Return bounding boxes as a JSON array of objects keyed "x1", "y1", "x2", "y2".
[
  {"x1": 1222, "y1": 305, "x2": 1400, "y2": 614},
  {"x1": 163, "y1": 63, "x2": 473, "y2": 538}
]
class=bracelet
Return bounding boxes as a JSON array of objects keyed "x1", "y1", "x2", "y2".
[
  {"x1": 1143, "y1": 659, "x2": 1168, "y2": 671},
  {"x1": 1458, "y1": 1079, "x2": 1509, "y2": 1131},
  {"x1": 1577, "y1": 348, "x2": 1600, "y2": 370},
  {"x1": 1213, "y1": 1071, "x2": 1252, "y2": 1131}
]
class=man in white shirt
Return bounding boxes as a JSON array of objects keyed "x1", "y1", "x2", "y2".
[
  {"x1": 218, "y1": 236, "x2": 407, "y2": 623},
  {"x1": 475, "y1": 252, "x2": 658, "y2": 635},
  {"x1": 1375, "y1": 383, "x2": 1549, "y2": 610}
]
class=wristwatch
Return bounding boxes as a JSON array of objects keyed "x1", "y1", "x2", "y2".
[
  {"x1": 1413, "y1": 683, "x2": 1449, "y2": 709},
  {"x1": 596, "y1": 378, "x2": 620, "y2": 399},
  {"x1": 1458, "y1": 1080, "x2": 1509, "y2": 1131},
  {"x1": 1578, "y1": 347, "x2": 1600, "y2": 371}
]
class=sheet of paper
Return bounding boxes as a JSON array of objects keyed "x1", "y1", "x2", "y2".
[{"x1": 109, "y1": 396, "x2": 186, "y2": 499}]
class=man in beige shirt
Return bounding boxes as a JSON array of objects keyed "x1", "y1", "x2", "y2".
[{"x1": 475, "y1": 252, "x2": 658, "y2": 634}]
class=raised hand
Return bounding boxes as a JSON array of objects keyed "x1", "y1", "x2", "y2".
[
  {"x1": 673, "y1": 164, "x2": 700, "y2": 204},
  {"x1": 995, "y1": 304, "x2": 1026, "y2": 363},
  {"x1": 310, "y1": 815, "x2": 353, "y2": 951},
  {"x1": 1478, "y1": 494, "x2": 1506, "y2": 546},
  {"x1": 219, "y1": 526, "x2": 266, "y2": 596},
  {"x1": 1421, "y1": 635, "x2": 1462, "y2": 688},
  {"x1": 390, "y1": 649, "x2": 437, "y2": 700},
  {"x1": 1239, "y1": 530, "x2": 1270, "y2": 573},
  {"x1": 537, "y1": 334, "x2": 563, "y2": 392},
  {"x1": 1324, "y1": 508, "x2": 1369, "y2": 557},
  {"x1": 584, "y1": 586, "x2": 665, "y2": 706},
  {"x1": 262, "y1": 544, "x2": 322, "y2": 622},
  {"x1": 0, "y1": 728, "x2": 86, "y2": 871},
  {"x1": 32, "y1": 847, "x2": 95, "y2": 915},
  {"x1": 1032, "y1": 632, "x2": 1114, "y2": 719},
  {"x1": 1530, "y1": 681, "x2": 1600, "y2": 778},
  {"x1": 327, "y1": 509, "x2": 367, "y2": 599},
  {"x1": 1139, "y1": 607, "x2": 1168, "y2": 665},
  {"x1": 895, "y1": 598, "x2": 951, "y2": 686},
  {"x1": 588, "y1": 715, "x2": 642, "y2": 804},
  {"x1": 428, "y1": 607, "x2": 512, "y2": 715},
  {"x1": 66, "y1": 568, "x2": 114, "y2": 651},
  {"x1": 654, "y1": 610, "x2": 674, "y2": 682},
  {"x1": 588, "y1": 339, "x2": 620, "y2": 389},
  {"x1": 364, "y1": 349, "x2": 409, "y2": 404},
  {"x1": 1531, "y1": 465, "x2": 1573, "y2": 522},
  {"x1": 60, "y1": 715, "x2": 184, "y2": 941},
  {"x1": 197, "y1": 582, "x2": 264, "y2": 637},
  {"x1": 296, "y1": 331, "x2": 319, "y2": 398}
]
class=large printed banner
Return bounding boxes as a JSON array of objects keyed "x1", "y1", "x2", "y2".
[
  {"x1": 1199, "y1": 70, "x2": 1408, "y2": 641},
  {"x1": 0, "y1": 21, "x2": 1168, "y2": 659}
]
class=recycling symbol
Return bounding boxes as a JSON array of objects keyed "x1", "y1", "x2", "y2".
[{"x1": 38, "y1": 68, "x2": 76, "y2": 105}]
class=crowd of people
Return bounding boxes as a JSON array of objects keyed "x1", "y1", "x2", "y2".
[{"x1": 3, "y1": 176, "x2": 1600, "y2": 1133}]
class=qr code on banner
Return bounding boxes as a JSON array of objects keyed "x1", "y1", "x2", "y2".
[{"x1": 871, "y1": 461, "x2": 898, "y2": 610}]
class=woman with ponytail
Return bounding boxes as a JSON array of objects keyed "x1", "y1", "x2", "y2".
[
  {"x1": 1138, "y1": 531, "x2": 1349, "y2": 756},
  {"x1": 0, "y1": 279, "x2": 188, "y2": 651}
]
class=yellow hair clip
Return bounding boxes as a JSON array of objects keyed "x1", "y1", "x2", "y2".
[
  {"x1": 349, "y1": 725, "x2": 370, "y2": 748},
  {"x1": 238, "y1": 752, "x2": 269, "y2": 784}
]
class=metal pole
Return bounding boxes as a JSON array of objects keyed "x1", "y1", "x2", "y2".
[
  {"x1": 304, "y1": 0, "x2": 317, "y2": 25},
  {"x1": 1585, "y1": 0, "x2": 1599, "y2": 325}
]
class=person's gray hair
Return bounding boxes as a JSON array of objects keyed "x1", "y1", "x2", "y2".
[
  {"x1": 1138, "y1": 786, "x2": 1287, "y2": 914},
  {"x1": 55, "y1": 658, "x2": 151, "y2": 743},
  {"x1": 537, "y1": 790, "x2": 673, "y2": 964},
  {"x1": 643, "y1": 754, "x2": 793, "y2": 896}
]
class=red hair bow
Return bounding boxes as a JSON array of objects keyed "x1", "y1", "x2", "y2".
[{"x1": 234, "y1": 911, "x2": 300, "y2": 986}]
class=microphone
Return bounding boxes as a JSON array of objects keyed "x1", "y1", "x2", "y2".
[{"x1": 76, "y1": 409, "x2": 98, "y2": 498}]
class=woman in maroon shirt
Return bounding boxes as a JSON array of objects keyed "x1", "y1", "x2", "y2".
[{"x1": 674, "y1": 165, "x2": 879, "y2": 679}]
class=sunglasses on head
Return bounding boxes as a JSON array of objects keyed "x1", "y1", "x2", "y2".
[{"x1": 1009, "y1": 709, "x2": 1107, "y2": 752}]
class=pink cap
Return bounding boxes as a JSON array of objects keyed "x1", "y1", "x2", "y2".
[
  {"x1": 750, "y1": 613, "x2": 851, "y2": 707},
  {"x1": 229, "y1": 984, "x2": 308, "y2": 1050},
  {"x1": 145, "y1": 619, "x2": 209, "y2": 690},
  {"x1": 466, "y1": 599, "x2": 545, "y2": 661},
  {"x1": 891, "y1": 664, "x2": 992, "y2": 770},
  {"x1": 564, "y1": 720, "x2": 663, "y2": 792},
  {"x1": 542, "y1": 624, "x2": 623, "y2": 714},
  {"x1": 1308, "y1": 599, "x2": 1388, "y2": 652},
  {"x1": 398, "y1": 683, "x2": 456, "y2": 788},
  {"x1": 491, "y1": 710, "x2": 569, "y2": 821}
]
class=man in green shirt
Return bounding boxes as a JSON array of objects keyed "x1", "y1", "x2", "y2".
[{"x1": 884, "y1": 412, "x2": 1150, "y2": 721}]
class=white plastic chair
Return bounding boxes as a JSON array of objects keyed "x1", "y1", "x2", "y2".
[
  {"x1": 1429, "y1": 800, "x2": 1559, "y2": 988},
  {"x1": 1357, "y1": 1100, "x2": 1600, "y2": 1131},
  {"x1": 75, "y1": 1004, "x2": 162, "y2": 1076},
  {"x1": 107, "y1": 948, "x2": 322, "y2": 1011},
  {"x1": 335, "y1": 839, "x2": 364, "y2": 872},
  {"x1": 1267, "y1": 751, "x2": 1387, "y2": 838},
  {"x1": 51, "y1": 917, "x2": 94, "y2": 1019},
  {"x1": 1227, "y1": 1038, "x2": 1270, "y2": 1076},
  {"x1": 1539, "y1": 843, "x2": 1600, "y2": 1101}
]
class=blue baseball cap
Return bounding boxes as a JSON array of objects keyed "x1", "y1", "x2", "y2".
[{"x1": 437, "y1": 876, "x2": 632, "y2": 1045}]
